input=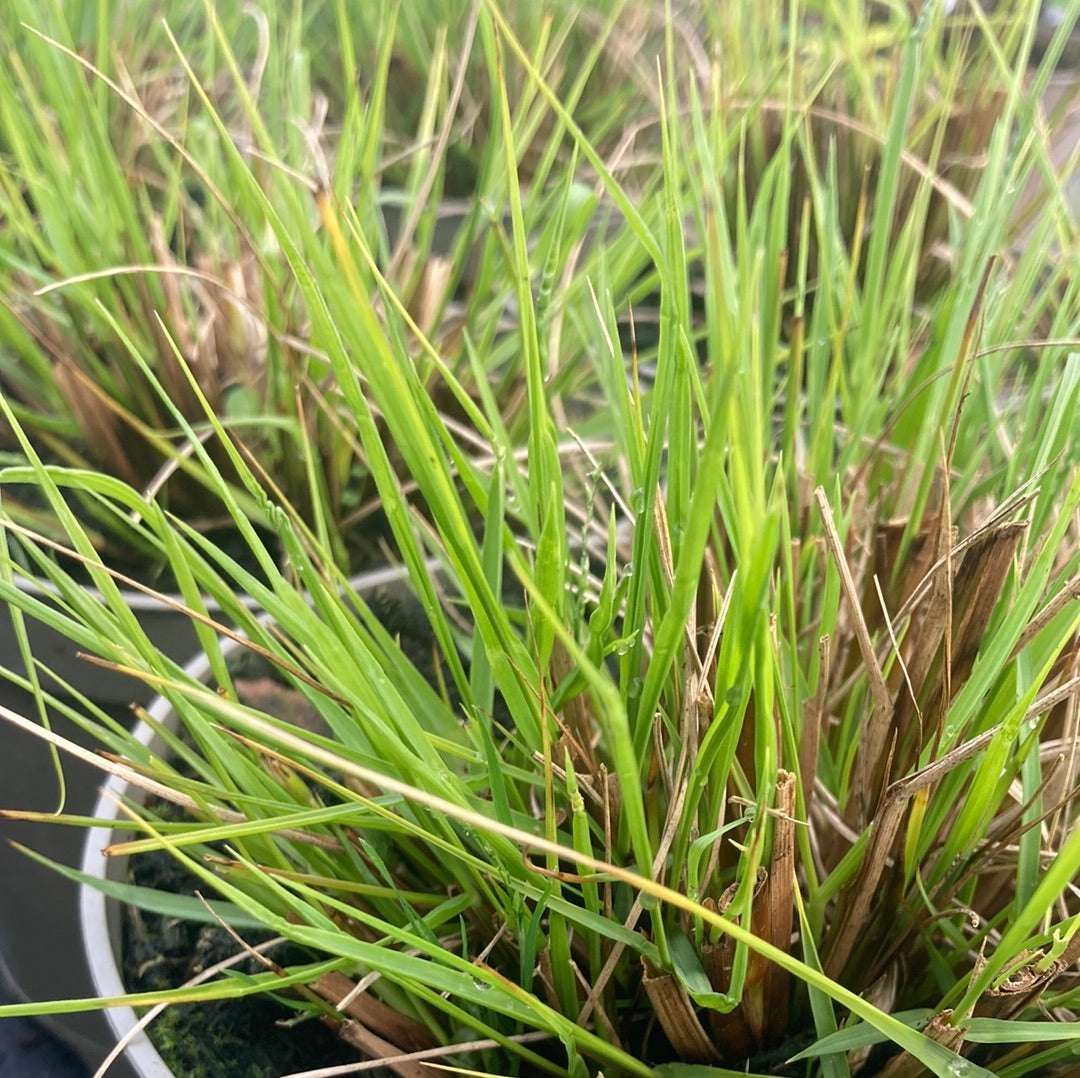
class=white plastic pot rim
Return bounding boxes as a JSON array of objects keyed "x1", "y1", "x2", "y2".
[{"x1": 78, "y1": 559, "x2": 426, "y2": 1077}]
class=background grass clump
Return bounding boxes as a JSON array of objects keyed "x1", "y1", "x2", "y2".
[{"x1": 0, "y1": 1, "x2": 1078, "y2": 1077}]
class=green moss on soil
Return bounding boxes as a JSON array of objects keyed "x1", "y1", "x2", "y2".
[{"x1": 123, "y1": 849, "x2": 359, "y2": 1077}]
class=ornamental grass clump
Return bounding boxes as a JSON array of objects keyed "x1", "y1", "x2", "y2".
[
  {"x1": 0, "y1": 2, "x2": 1079, "y2": 1077},
  {"x1": 2, "y1": 0, "x2": 1064, "y2": 572}
]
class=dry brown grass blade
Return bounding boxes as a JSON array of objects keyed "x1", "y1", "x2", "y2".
[
  {"x1": 822, "y1": 697, "x2": 1042, "y2": 980},
  {"x1": 0, "y1": 705, "x2": 347, "y2": 853},
  {"x1": 654, "y1": 493, "x2": 675, "y2": 588},
  {"x1": 3, "y1": 791, "x2": 340, "y2": 856},
  {"x1": 760, "y1": 770, "x2": 796, "y2": 1043},
  {"x1": 701, "y1": 905, "x2": 755, "y2": 1059},
  {"x1": 878, "y1": 1009, "x2": 965, "y2": 1078},
  {"x1": 889, "y1": 481, "x2": 1041, "y2": 630},
  {"x1": 824, "y1": 793, "x2": 908, "y2": 982},
  {"x1": 312, "y1": 972, "x2": 436, "y2": 1054},
  {"x1": 918, "y1": 521, "x2": 1026, "y2": 741},
  {"x1": 702, "y1": 976, "x2": 755, "y2": 1059},
  {"x1": 409, "y1": 256, "x2": 453, "y2": 338},
  {"x1": 872, "y1": 516, "x2": 939, "y2": 629},
  {"x1": 862, "y1": 678, "x2": 1080, "y2": 976},
  {"x1": 279, "y1": 1032, "x2": 555, "y2": 1078},
  {"x1": 608, "y1": 95, "x2": 978, "y2": 220},
  {"x1": 36, "y1": 263, "x2": 320, "y2": 366},
  {"x1": 844, "y1": 964, "x2": 900, "y2": 1073},
  {"x1": 52, "y1": 361, "x2": 140, "y2": 486},
  {"x1": 918, "y1": 506, "x2": 955, "y2": 702},
  {"x1": 878, "y1": 512, "x2": 1030, "y2": 795},
  {"x1": 574, "y1": 761, "x2": 691, "y2": 1026},
  {"x1": 970, "y1": 943, "x2": 1072, "y2": 1022},
  {"x1": 800, "y1": 635, "x2": 830, "y2": 817},
  {"x1": 569, "y1": 961, "x2": 622, "y2": 1049},
  {"x1": 1046, "y1": 647, "x2": 1080, "y2": 850},
  {"x1": 1011, "y1": 572, "x2": 1080, "y2": 660},
  {"x1": 0, "y1": 702, "x2": 233, "y2": 818},
  {"x1": 700, "y1": 871, "x2": 770, "y2": 1054},
  {"x1": 335, "y1": 1021, "x2": 431, "y2": 1078},
  {"x1": 815, "y1": 487, "x2": 894, "y2": 824},
  {"x1": 641, "y1": 958, "x2": 719, "y2": 1063},
  {"x1": 535, "y1": 949, "x2": 566, "y2": 1011}
]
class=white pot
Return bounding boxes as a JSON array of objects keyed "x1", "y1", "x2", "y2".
[
  {"x1": 79, "y1": 642, "x2": 204, "y2": 1078},
  {"x1": 78, "y1": 561, "x2": 423, "y2": 1075}
]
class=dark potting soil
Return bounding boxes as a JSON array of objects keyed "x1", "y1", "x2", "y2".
[{"x1": 122, "y1": 849, "x2": 360, "y2": 1078}]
